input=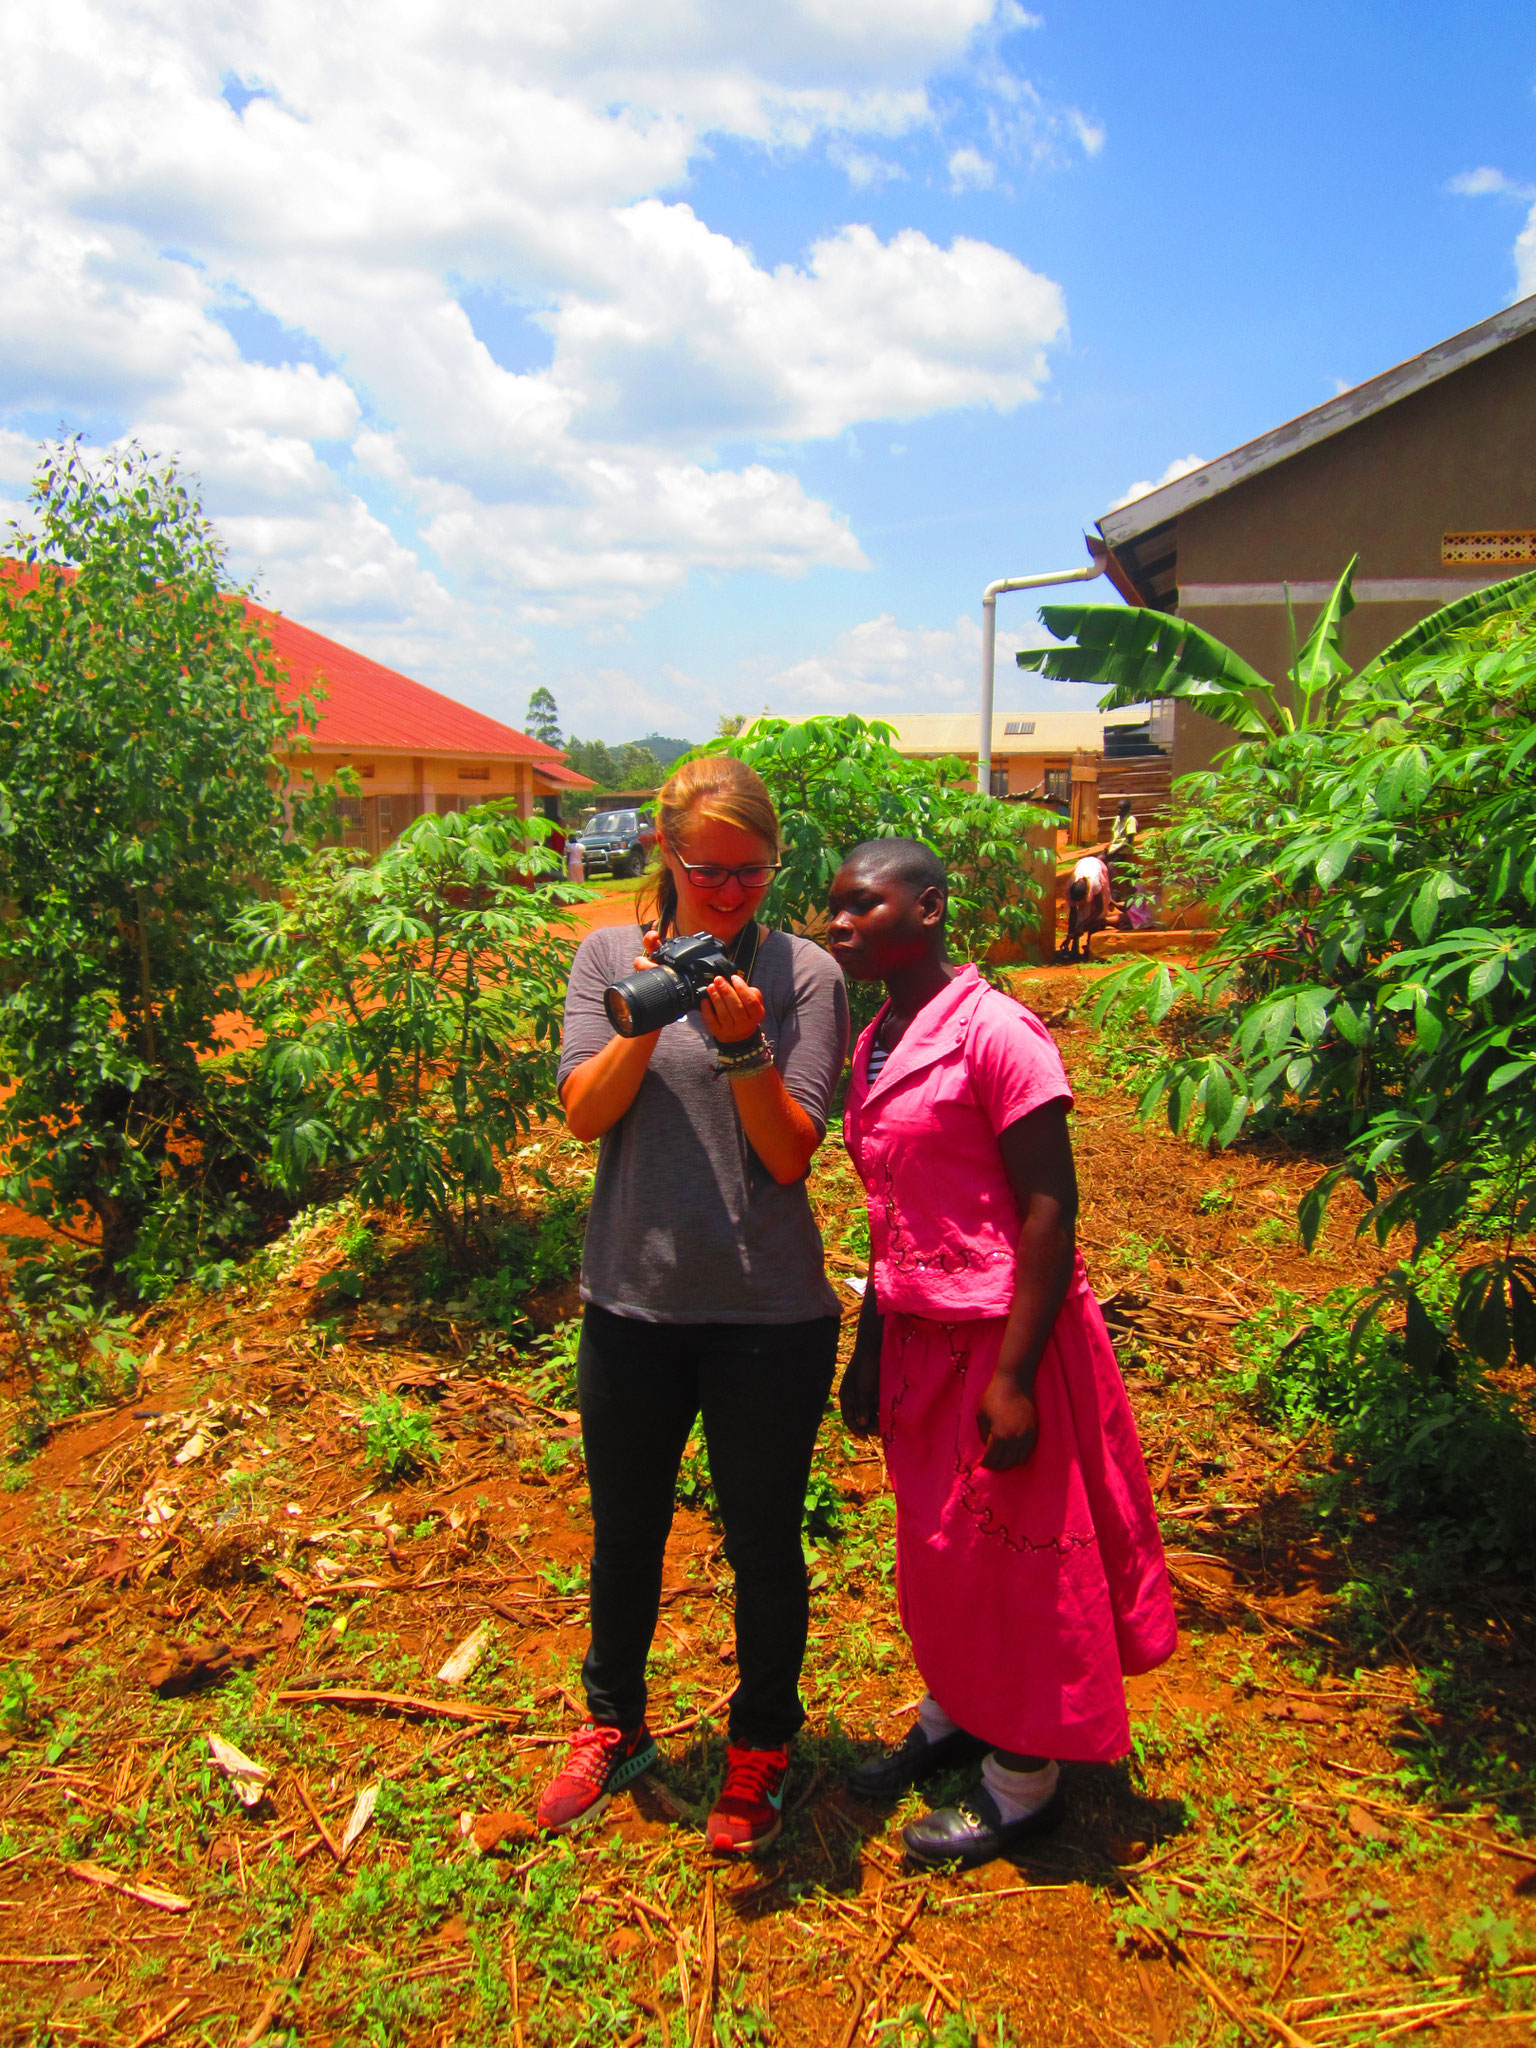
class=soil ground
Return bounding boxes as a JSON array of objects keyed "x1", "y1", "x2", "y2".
[{"x1": 2, "y1": 978, "x2": 1535, "y2": 2048}]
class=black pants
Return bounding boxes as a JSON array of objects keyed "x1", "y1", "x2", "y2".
[{"x1": 577, "y1": 1304, "x2": 839, "y2": 1749}]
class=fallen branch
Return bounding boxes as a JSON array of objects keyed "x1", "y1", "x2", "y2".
[
  {"x1": 837, "y1": 1893, "x2": 926, "y2": 2048},
  {"x1": 242, "y1": 1913, "x2": 313, "y2": 2047},
  {"x1": 131, "y1": 1996, "x2": 191, "y2": 2047},
  {"x1": 654, "y1": 1685, "x2": 736, "y2": 1741},
  {"x1": 691, "y1": 1871, "x2": 716, "y2": 2048},
  {"x1": 272, "y1": 1686, "x2": 521, "y2": 1725},
  {"x1": 293, "y1": 1781, "x2": 344, "y2": 1865},
  {"x1": 503, "y1": 1930, "x2": 527, "y2": 2048},
  {"x1": 67, "y1": 1861, "x2": 190, "y2": 1914}
]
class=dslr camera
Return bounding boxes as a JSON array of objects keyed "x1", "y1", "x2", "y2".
[{"x1": 604, "y1": 932, "x2": 738, "y2": 1038}]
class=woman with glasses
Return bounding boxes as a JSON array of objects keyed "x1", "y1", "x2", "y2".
[{"x1": 537, "y1": 754, "x2": 849, "y2": 1854}]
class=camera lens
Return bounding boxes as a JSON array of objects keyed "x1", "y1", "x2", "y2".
[{"x1": 603, "y1": 966, "x2": 689, "y2": 1037}]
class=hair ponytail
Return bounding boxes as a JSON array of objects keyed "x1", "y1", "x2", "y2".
[{"x1": 636, "y1": 754, "x2": 781, "y2": 938}]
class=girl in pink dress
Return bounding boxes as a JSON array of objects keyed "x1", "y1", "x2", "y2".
[{"x1": 827, "y1": 839, "x2": 1176, "y2": 1869}]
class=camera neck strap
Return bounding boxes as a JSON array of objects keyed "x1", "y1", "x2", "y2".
[{"x1": 729, "y1": 920, "x2": 762, "y2": 985}]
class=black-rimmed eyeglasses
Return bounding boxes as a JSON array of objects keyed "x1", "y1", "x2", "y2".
[{"x1": 676, "y1": 859, "x2": 781, "y2": 890}]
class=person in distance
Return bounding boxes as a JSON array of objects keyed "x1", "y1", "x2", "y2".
[{"x1": 826, "y1": 838, "x2": 1175, "y2": 1870}]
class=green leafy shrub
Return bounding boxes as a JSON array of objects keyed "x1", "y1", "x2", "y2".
[
  {"x1": 526, "y1": 1321, "x2": 581, "y2": 1407},
  {"x1": 0, "y1": 441, "x2": 330, "y2": 1278},
  {"x1": 247, "y1": 806, "x2": 583, "y2": 1267},
  {"x1": 1, "y1": 1281, "x2": 139, "y2": 1451},
  {"x1": 359, "y1": 1393, "x2": 442, "y2": 1481},
  {"x1": 0, "y1": 1663, "x2": 37, "y2": 1733},
  {"x1": 676, "y1": 1436, "x2": 716, "y2": 1515},
  {"x1": 1076, "y1": 599, "x2": 1536, "y2": 1367},
  {"x1": 1233, "y1": 1258, "x2": 1536, "y2": 1575},
  {"x1": 471, "y1": 1186, "x2": 590, "y2": 1327}
]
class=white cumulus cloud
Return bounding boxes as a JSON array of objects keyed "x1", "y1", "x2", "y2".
[
  {"x1": 0, "y1": 0, "x2": 1083, "y2": 707},
  {"x1": 947, "y1": 146, "x2": 996, "y2": 191},
  {"x1": 748, "y1": 604, "x2": 1081, "y2": 717},
  {"x1": 1447, "y1": 164, "x2": 1536, "y2": 300},
  {"x1": 1111, "y1": 453, "x2": 1209, "y2": 511}
]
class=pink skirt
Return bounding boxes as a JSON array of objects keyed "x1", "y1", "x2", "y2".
[{"x1": 879, "y1": 1263, "x2": 1176, "y2": 1761}]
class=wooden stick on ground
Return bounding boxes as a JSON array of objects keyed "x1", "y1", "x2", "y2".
[
  {"x1": 837, "y1": 1892, "x2": 926, "y2": 2048},
  {"x1": 131, "y1": 1996, "x2": 191, "y2": 2048},
  {"x1": 241, "y1": 1913, "x2": 313, "y2": 2048},
  {"x1": 691, "y1": 1870, "x2": 717, "y2": 2048},
  {"x1": 272, "y1": 1686, "x2": 520, "y2": 1725},
  {"x1": 502, "y1": 1929, "x2": 527, "y2": 2048},
  {"x1": 293, "y1": 1781, "x2": 343, "y2": 1864},
  {"x1": 674, "y1": 1930, "x2": 692, "y2": 2042}
]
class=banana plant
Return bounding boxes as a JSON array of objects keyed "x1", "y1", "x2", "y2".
[{"x1": 1016, "y1": 556, "x2": 1536, "y2": 734}]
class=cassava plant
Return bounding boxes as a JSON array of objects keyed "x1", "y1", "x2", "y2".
[
  {"x1": 1070, "y1": 602, "x2": 1536, "y2": 1368},
  {"x1": 246, "y1": 805, "x2": 582, "y2": 1266}
]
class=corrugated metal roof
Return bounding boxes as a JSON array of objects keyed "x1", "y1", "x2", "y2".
[
  {"x1": 533, "y1": 759, "x2": 598, "y2": 789},
  {"x1": 253, "y1": 602, "x2": 563, "y2": 762}
]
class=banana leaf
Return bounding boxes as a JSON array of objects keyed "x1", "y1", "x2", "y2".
[
  {"x1": 1291, "y1": 556, "x2": 1357, "y2": 720},
  {"x1": 1362, "y1": 566, "x2": 1536, "y2": 675},
  {"x1": 1017, "y1": 604, "x2": 1280, "y2": 735}
]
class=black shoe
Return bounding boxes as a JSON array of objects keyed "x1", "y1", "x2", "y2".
[
  {"x1": 901, "y1": 1780, "x2": 1066, "y2": 1870},
  {"x1": 848, "y1": 1723, "x2": 988, "y2": 1800}
]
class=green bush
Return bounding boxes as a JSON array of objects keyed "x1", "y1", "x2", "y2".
[
  {"x1": 1, "y1": 1279, "x2": 139, "y2": 1452},
  {"x1": 359, "y1": 1393, "x2": 442, "y2": 1481},
  {"x1": 1234, "y1": 1256, "x2": 1536, "y2": 1576},
  {"x1": 1081, "y1": 602, "x2": 1536, "y2": 1367},
  {"x1": 0, "y1": 441, "x2": 330, "y2": 1278},
  {"x1": 471, "y1": 1186, "x2": 590, "y2": 1327},
  {"x1": 246, "y1": 805, "x2": 584, "y2": 1267}
]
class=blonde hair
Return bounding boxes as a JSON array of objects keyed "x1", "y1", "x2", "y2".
[{"x1": 638, "y1": 754, "x2": 781, "y2": 937}]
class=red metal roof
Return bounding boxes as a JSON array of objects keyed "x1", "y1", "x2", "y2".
[
  {"x1": 250, "y1": 601, "x2": 565, "y2": 763},
  {"x1": 532, "y1": 759, "x2": 598, "y2": 789},
  {"x1": 0, "y1": 562, "x2": 591, "y2": 778}
]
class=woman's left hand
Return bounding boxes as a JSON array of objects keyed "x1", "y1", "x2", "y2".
[
  {"x1": 976, "y1": 1373, "x2": 1038, "y2": 1472},
  {"x1": 702, "y1": 974, "x2": 767, "y2": 1046}
]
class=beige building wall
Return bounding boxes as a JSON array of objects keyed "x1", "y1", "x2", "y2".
[{"x1": 292, "y1": 751, "x2": 534, "y2": 855}]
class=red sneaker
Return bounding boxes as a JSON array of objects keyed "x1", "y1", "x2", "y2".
[
  {"x1": 705, "y1": 1744, "x2": 791, "y2": 1855},
  {"x1": 537, "y1": 1723, "x2": 658, "y2": 1834}
]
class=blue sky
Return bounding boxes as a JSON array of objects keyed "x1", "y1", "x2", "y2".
[{"x1": 3, "y1": 2, "x2": 1536, "y2": 743}]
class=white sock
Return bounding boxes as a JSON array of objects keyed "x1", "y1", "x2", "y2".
[
  {"x1": 915, "y1": 1694, "x2": 960, "y2": 1745},
  {"x1": 981, "y1": 1753, "x2": 1059, "y2": 1823}
]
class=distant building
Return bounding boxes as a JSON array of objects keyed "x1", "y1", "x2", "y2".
[
  {"x1": 883, "y1": 706, "x2": 1168, "y2": 801},
  {"x1": 1094, "y1": 295, "x2": 1536, "y2": 777},
  {"x1": 255, "y1": 605, "x2": 593, "y2": 854}
]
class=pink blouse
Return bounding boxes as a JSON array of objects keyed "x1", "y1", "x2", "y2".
[{"x1": 843, "y1": 964, "x2": 1073, "y2": 1319}]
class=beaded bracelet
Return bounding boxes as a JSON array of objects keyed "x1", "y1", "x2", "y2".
[{"x1": 713, "y1": 1029, "x2": 773, "y2": 1077}]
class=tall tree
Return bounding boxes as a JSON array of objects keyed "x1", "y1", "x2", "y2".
[
  {"x1": 0, "y1": 441, "x2": 326, "y2": 1283},
  {"x1": 525, "y1": 685, "x2": 563, "y2": 748}
]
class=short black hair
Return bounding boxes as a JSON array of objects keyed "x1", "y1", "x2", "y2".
[
  {"x1": 1068, "y1": 876, "x2": 1089, "y2": 901},
  {"x1": 842, "y1": 836, "x2": 948, "y2": 900}
]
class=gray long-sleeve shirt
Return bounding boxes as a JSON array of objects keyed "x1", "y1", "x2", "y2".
[{"x1": 557, "y1": 924, "x2": 850, "y2": 1324}]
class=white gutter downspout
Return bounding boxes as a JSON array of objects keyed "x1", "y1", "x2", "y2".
[{"x1": 979, "y1": 551, "x2": 1104, "y2": 794}]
